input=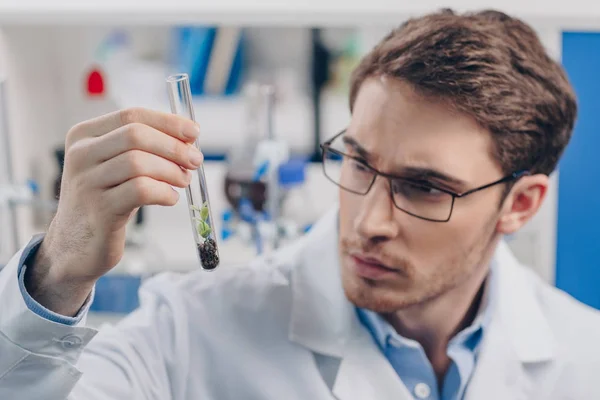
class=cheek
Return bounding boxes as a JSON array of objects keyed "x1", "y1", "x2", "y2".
[
  {"x1": 339, "y1": 190, "x2": 361, "y2": 232},
  {"x1": 405, "y1": 211, "x2": 481, "y2": 266},
  {"x1": 415, "y1": 200, "x2": 498, "y2": 268},
  {"x1": 449, "y1": 195, "x2": 501, "y2": 241}
]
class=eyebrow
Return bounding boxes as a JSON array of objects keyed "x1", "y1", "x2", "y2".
[
  {"x1": 401, "y1": 167, "x2": 467, "y2": 188},
  {"x1": 342, "y1": 136, "x2": 371, "y2": 161},
  {"x1": 341, "y1": 135, "x2": 467, "y2": 188}
]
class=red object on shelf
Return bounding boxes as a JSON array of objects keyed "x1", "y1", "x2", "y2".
[{"x1": 86, "y1": 67, "x2": 105, "y2": 97}]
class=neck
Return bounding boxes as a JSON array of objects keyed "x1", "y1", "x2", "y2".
[{"x1": 382, "y1": 241, "x2": 497, "y2": 382}]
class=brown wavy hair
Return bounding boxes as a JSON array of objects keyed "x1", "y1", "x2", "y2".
[{"x1": 350, "y1": 9, "x2": 577, "y2": 176}]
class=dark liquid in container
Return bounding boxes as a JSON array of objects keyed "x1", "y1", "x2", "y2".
[{"x1": 224, "y1": 174, "x2": 268, "y2": 212}]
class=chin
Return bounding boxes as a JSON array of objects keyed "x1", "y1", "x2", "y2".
[{"x1": 341, "y1": 267, "x2": 419, "y2": 313}]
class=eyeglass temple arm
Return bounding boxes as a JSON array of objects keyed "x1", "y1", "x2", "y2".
[{"x1": 456, "y1": 170, "x2": 530, "y2": 198}]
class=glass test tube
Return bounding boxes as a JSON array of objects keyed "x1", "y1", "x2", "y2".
[{"x1": 166, "y1": 73, "x2": 220, "y2": 270}]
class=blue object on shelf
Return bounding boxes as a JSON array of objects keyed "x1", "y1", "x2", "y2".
[
  {"x1": 261, "y1": 210, "x2": 272, "y2": 222},
  {"x1": 221, "y1": 209, "x2": 234, "y2": 241},
  {"x1": 253, "y1": 160, "x2": 270, "y2": 182},
  {"x1": 26, "y1": 179, "x2": 39, "y2": 194},
  {"x1": 203, "y1": 153, "x2": 226, "y2": 161},
  {"x1": 238, "y1": 198, "x2": 257, "y2": 223},
  {"x1": 279, "y1": 159, "x2": 306, "y2": 188},
  {"x1": 172, "y1": 26, "x2": 245, "y2": 97},
  {"x1": 90, "y1": 274, "x2": 142, "y2": 313},
  {"x1": 221, "y1": 229, "x2": 232, "y2": 241},
  {"x1": 222, "y1": 209, "x2": 233, "y2": 222},
  {"x1": 238, "y1": 198, "x2": 264, "y2": 254},
  {"x1": 172, "y1": 26, "x2": 216, "y2": 95},
  {"x1": 225, "y1": 33, "x2": 245, "y2": 96},
  {"x1": 190, "y1": 28, "x2": 217, "y2": 95}
]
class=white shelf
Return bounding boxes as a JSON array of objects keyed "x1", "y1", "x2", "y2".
[
  {"x1": 106, "y1": 59, "x2": 319, "y2": 154},
  {"x1": 106, "y1": 58, "x2": 350, "y2": 154},
  {"x1": 3, "y1": 0, "x2": 600, "y2": 28}
]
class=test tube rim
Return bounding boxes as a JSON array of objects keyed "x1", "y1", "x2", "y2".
[{"x1": 166, "y1": 73, "x2": 189, "y2": 83}]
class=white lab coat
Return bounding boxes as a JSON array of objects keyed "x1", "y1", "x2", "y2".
[{"x1": 0, "y1": 208, "x2": 599, "y2": 400}]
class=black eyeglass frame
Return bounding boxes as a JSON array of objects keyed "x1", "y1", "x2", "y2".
[{"x1": 320, "y1": 129, "x2": 530, "y2": 222}]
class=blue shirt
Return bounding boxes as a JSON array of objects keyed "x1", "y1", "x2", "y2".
[{"x1": 357, "y1": 267, "x2": 496, "y2": 400}]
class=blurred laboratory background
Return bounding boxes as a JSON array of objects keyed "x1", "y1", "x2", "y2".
[{"x1": 0, "y1": 1, "x2": 598, "y2": 325}]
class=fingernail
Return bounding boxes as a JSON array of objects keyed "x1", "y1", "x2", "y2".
[
  {"x1": 171, "y1": 186, "x2": 181, "y2": 202},
  {"x1": 189, "y1": 146, "x2": 203, "y2": 167},
  {"x1": 184, "y1": 123, "x2": 200, "y2": 139}
]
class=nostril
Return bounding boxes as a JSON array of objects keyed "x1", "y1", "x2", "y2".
[{"x1": 369, "y1": 235, "x2": 389, "y2": 245}]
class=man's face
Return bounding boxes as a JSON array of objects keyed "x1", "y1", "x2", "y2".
[{"x1": 339, "y1": 77, "x2": 506, "y2": 313}]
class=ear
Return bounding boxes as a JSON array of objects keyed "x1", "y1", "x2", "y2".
[{"x1": 496, "y1": 174, "x2": 549, "y2": 235}]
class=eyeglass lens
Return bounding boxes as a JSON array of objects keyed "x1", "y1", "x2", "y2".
[{"x1": 323, "y1": 147, "x2": 454, "y2": 221}]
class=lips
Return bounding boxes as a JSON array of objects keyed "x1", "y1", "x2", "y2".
[{"x1": 349, "y1": 253, "x2": 398, "y2": 280}]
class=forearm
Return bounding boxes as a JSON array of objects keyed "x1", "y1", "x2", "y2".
[{"x1": 24, "y1": 237, "x2": 95, "y2": 317}]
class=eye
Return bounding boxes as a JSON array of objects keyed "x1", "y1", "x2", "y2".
[
  {"x1": 392, "y1": 180, "x2": 447, "y2": 201},
  {"x1": 347, "y1": 158, "x2": 371, "y2": 173},
  {"x1": 413, "y1": 184, "x2": 442, "y2": 195},
  {"x1": 353, "y1": 160, "x2": 370, "y2": 172}
]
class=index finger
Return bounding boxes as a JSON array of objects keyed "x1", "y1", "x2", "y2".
[{"x1": 67, "y1": 107, "x2": 200, "y2": 146}]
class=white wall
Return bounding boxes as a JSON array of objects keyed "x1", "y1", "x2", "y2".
[
  {"x1": 0, "y1": 31, "x2": 15, "y2": 263},
  {"x1": 0, "y1": 27, "x2": 64, "y2": 261}
]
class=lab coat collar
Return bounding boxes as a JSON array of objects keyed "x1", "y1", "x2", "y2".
[
  {"x1": 464, "y1": 240, "x2": 559, "y2": 400},
  {"x1": 288, "y1": 207, "x2": 352, "y2": 359},
  {"x1": 492, "y1": 240, "x2": 557, "y2": 363},
  {"x1": 288, "y1": 207, "x2": 413, "y2": 399},
  {"x1": 288, "y1": 208, "x2": 557, "y2": 398}
]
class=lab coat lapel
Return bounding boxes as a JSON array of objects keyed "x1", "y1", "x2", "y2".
[
  {"x1": 465, "y1": 317, "x2": 528, "y2": 400},
  {"x1": 466, "y1": 241, "x2": 560, "y2": 400},
  {"x1": 287, "y1": 207, "x2": 351, "y2": 359},
  {"x1": 331, "y1": 316, "x2": 414, "y2": 400},
  {"x1": 288, "y1": 208, "x2": 412, "y2": 400}
]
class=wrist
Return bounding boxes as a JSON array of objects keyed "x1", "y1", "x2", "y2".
[{"x1": 24, "y1": 237, "x2": 96, "y2": 317}]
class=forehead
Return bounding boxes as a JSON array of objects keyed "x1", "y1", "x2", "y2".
[{"x1": 348, "y1": 77, "x2": 500, "y2": 182}]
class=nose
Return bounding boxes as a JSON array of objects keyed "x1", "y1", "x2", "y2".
[{"x1": 354, "y1": 177, "x2": 399, "y2": 242}]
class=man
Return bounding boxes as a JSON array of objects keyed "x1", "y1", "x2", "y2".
[{"x1": 0, "y1": 8, "x2": 598, "y2": 400}]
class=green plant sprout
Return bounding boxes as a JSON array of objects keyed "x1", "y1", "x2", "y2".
[{"x1": 191, "y1": 202, "x2": 212, "y2": 240}]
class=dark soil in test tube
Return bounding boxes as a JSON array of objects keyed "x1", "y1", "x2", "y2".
[{"x1": 198, "y1": 238, "x2": 219, "y2": 270}]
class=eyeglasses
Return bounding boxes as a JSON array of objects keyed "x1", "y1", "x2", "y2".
[{"x1": 320, "y1": 129, "x2": 530, "y2": 222}]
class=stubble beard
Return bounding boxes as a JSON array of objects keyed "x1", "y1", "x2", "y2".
[{"x1": 340, "y1": 217, "x2": 499, "y2": 314}]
